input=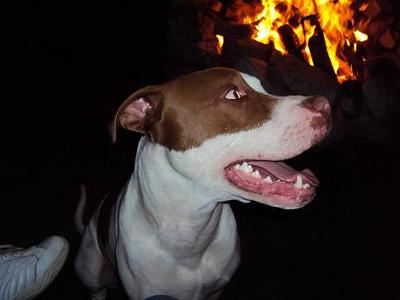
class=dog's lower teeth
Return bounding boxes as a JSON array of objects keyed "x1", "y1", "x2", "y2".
[
  {"x1": 293, "y1": 175, "x2": 303, "y2": 189},
  {"x1": 234, "y1": 165, "x2": 310, "y2": 189},
  {"x1": 265, "y1": 176, "x2": 273, "y2": 183}
]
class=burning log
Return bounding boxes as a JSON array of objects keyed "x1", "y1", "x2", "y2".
[
  {"x1": 221, "y1": 38, "x2": 276, "y2": 63},
  {"x1": 306, "y1": 15, "x2": 337, "y2": 80},
  {"x1": 230, "y1": 57, "x2": 269, "y2": 85},
  {"x1": 263, "y1": 53, "x2": 339, "y2": 103},
  {"x1": 308, "y1": 35, "x2": 337, "y2": 80},
  {"x1": 341, "y1": 42, "x2": 365, "y2": 81},
  {"x1": 214, "y1": 21, "x2": 254, "y2": 40},
  {"x1": 203, "y1": 5, "x2": 254, "y2": 39},
  {"x1": 277, "y1": 24, "x2": 307, "y2": 62}
]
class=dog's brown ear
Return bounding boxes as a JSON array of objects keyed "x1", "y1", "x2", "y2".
[{"x1": 111, "y1": 87, "x2": 163, "y2": 143}]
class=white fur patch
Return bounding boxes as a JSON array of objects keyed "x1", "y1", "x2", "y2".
[{"x1": 240, "y1": 72, "x2": 268, "y2": 94}]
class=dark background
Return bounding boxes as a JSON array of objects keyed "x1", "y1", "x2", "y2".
[{"x1": 1, "y1": 1, "x2": 400, "y2": 299}]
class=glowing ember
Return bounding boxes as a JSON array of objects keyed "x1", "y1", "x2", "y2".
[
  {"x1": 354, "y1": 30, "x2": 368, "y2": 42},
  {"x1": 218, "y1": 0, "x2": 369, "y2": 82},
  {"x1": 216, "y1": 34, "x2": 225, "y2": 53}
]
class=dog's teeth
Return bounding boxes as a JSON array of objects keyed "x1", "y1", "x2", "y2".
[
  {"x1": 303, "y1": 183, "x2": 310, "y2": 189},
  {"x1": 293, "y1": 175, "x2": 303, "y2": 189},
  {"x1": 265, "y1": 176, "x2": 273, "y2": 183},
  {"x1": 239, "y1": 162, "x2": 253, "y2": 173},
  {"x1": 251, "y1": 170, "x2": 261, "y2": 178},
  {"x1": 234, "y1": 164, "x2": 241, "y2": 170}
]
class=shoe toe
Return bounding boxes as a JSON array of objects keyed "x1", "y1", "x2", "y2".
[{"x1": 35, "y1": 236, "x2": 69, "y2": 278}]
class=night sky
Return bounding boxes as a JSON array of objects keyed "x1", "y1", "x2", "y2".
[{"x1": 2, "y1": 1, "x2": 400, "y2": 299}]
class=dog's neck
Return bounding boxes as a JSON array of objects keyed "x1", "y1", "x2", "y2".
[{"x1": 123, "y1": 137, "x2": 229, "y2": 256}]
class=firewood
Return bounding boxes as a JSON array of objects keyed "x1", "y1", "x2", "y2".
[
  {"x1": 308, "y1": 35, "x2": 337, "y2": 79},
  {"x1": 350, "y1": 0, "x2": 369, "y2": 12},
  {"x1": 368, "y1": 19, "x2": 387, "y2": 38},
  {"x1": 341, "y1": 42, "x2": 365, "y2": 80},
  {"x1": 229, "y1": 57, "x2": 268, "y2": 83},
  {"x1": 288, "y1": 14, "x2": 302, "y2": 28},
  {"x1": 306, "y1": 16, "x2": 337, "y2": 80},
  {"x1": 199, "y1": 6, "x2": 254, "y2": 39},
  {"x1": 213, "y1": 17, "x2": 254, "y2": 39},
  {"x1": 275, "y1": 2, "x2": 288, "y2": 14},
  {"x1": 277, "y1": 24, "x2": 307, "y2": 62},
  {"x1": 221, "y1": 38, "x2": 275, "y2": 62},
  {"x1": 378, "y1": 29, "x2": 396, "y2": 49},
  {"x1": 264, "y1": 53, "x2": 339, "y2": 104},
  {"x1": 368, "y1": 19, "x2": 393, "y2": 42},
  {"x1": 362, "y1": 0, "x2": 382, "y2": 18}
]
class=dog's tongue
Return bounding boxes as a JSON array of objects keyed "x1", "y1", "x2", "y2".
[{"x1": 250, "y1": 161, "x2": 320, "y2": 186}]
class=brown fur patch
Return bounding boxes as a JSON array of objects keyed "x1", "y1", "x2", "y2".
[{"x1": 114, "y1": 68, "x2": 277, "y2": 151}]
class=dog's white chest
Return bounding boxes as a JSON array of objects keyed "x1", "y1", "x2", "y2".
[{"x1": 116, "y1": 199, "x2": 240, "y2": 300}]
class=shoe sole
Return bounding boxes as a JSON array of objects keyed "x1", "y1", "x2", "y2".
[{"x1": 14, "y1": 237, "x2": 70, "y2": 300}]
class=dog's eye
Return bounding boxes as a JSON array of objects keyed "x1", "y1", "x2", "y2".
[{"x1": 224, "y1": 88, "x2": 246, "y2": 100}]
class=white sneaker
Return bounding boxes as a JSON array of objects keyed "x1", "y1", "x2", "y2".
[{"x1": 0, "y1": 236, "x2": 69, "y2": 300}]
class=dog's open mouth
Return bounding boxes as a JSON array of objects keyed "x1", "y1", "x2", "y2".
[{"x1": 224, "y1": 160, "x2": 319, "y2": 206}]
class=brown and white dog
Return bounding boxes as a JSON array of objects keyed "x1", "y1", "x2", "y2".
[{"x1": 74, "y1": 67, "x2": 331, "y2": 300}]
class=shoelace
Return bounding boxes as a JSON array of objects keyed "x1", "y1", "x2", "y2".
[{"x1": 0, "y1": 245, "x2": 32, "y2": 260}]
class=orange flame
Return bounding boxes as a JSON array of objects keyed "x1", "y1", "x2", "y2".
[
  {"x1": 222, "y1": 0, "x2": 369, "y2": 82},
  {"x1": 216, "y1": 34, "x2": 224, "y2": 54}
]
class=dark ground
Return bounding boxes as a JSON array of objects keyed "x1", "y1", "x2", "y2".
[{"x1": 1, "y1": 2, "x2": 400, "y2": 300}]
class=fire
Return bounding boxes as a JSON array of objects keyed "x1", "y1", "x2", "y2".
[
  {"x1": 216, "y1": 34, "x2": 224, "y2": 54},
  {"x1": 354, "y1": 30, "x2": 368, "y2": 42},
  {"x1": 221, "y1": 0, "x2": 369, "y2": 82}
]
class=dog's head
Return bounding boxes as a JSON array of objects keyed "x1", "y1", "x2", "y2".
[{"x1": 112, "y1": 68, "x2": 331, "y2": 209}]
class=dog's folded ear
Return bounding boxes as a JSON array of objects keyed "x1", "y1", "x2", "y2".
[{"x1": 111, "y1": 86, "x2": 163, "y2": 143}]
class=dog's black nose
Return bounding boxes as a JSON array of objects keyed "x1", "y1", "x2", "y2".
[{"x1": 302, "y1": 96, "x2": 331, "y2": 115}]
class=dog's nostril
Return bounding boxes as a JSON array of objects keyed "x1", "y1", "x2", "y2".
[{"x1": 305, "y1": 96, "x2": 331, "y2": 114}]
